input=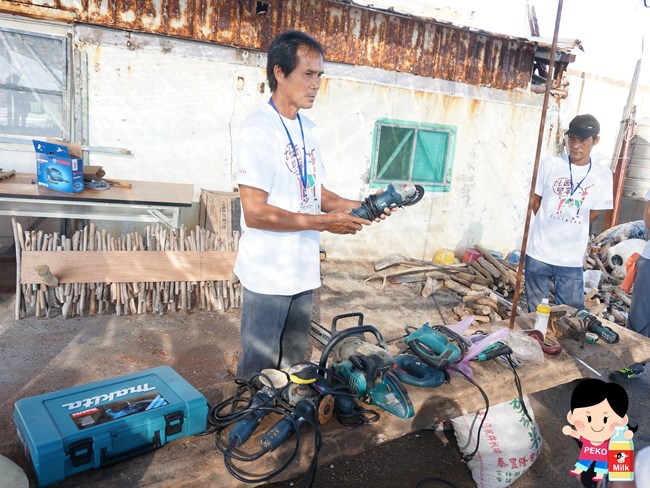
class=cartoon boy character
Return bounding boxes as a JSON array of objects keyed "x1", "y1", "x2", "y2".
[{"x1": 562, "y1": 378, "x2": 635, "y2": 482}]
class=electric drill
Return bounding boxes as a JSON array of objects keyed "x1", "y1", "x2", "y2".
[
  {"x1": 259, "y1": 399, "x2": 315, "y2": 452},
  {"x1": 228, "y1": 369, "x2": 288, "y2": 447},
  {"x1": 575, "y1": 310, "x2": 620, "y2": 344},
  {"x1": 228, "y1": 389, "x2": 274, "y2": 447},
  {"x1": 350, "y1": 182, "x2": 424, "y2": 220}
]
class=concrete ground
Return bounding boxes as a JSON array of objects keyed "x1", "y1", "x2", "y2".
[{"x1": 0, "y1": 257, "x2": 648, "y2": 488}]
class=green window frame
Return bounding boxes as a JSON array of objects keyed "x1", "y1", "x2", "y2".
[
  {"x1": 370, "y1": 119, "x2": 456, "y2": 192},
  {"x1": 0, "y1": 26, "x2": 70, "y2": 139}
]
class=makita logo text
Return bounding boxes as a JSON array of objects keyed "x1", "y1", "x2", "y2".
[{"x1": 62, "y1": 384, "x2": 156, "y2": 410}]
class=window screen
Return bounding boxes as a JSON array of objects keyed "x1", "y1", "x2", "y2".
[
  {"x1": 371, "y1": 119, "x2": 456, "y2": 192},
  {"x1": 0, "y1": 28, "x2": 68, "y2": 138}
]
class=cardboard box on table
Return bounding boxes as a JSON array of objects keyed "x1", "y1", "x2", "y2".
[{"x1": 33, "y1": 139, "x2": 84, "y2": 194}]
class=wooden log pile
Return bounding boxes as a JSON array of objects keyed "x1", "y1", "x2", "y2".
[
  {"x1": 369, "y1": 247, "x2": 525, "y2": 326},
  {"x1": 445, "y1": 244, "x2": 524, "y2": 325},
  {"x1": 12, "y1": 219, "x2": 240, "y2": 319},
  {"x1": 581, "y1": 241, "x2": 632, "y2": 326}
]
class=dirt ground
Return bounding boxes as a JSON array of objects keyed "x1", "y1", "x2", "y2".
[{"x1": 0, "y1": 257, "x2": 648, "y2": 488}]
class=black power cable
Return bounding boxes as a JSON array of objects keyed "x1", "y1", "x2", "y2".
[
  {"x1": 207, "y1": 363, "x2": 380, "y2": 487},
  {"x1": 447, "y1": 366, "x2": 490, "y2": 463},
  {"x1": 208, "y1": 373, "x2": 303, "y2": 484}
]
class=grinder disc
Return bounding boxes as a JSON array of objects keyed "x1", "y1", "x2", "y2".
[
  {"x1": 259, "y1": 368, "x2": 289, "y2": 389},
  {"x1": 318, "y1": 394, "x2": 335, "y2": 425}
]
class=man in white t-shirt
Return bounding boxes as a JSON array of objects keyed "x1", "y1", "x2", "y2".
[
  {"x1": 525, "y1": 114, "x2": 613, "y2": 312},
  {"x1": 233, "y1": 31, "x2": 383, "y2": 379},
  {"x1": 609, "y1": 188, "x2": 650, "y2": 382}
]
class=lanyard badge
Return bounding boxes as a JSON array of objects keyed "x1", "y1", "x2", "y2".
[
  {"x1": 269, "y1": 98, "x2": 308, "y2": 189},
  {"x1": 568, "y1": 156, "x2": 592, "y2": 197}
]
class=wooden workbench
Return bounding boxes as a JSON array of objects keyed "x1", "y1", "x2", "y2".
[
  {"x1": 175, "y1": 310, "x2": 650, "y2": 487},
  {"x1": 0, "y1": 172, "x2": 193, "y2": 229}
]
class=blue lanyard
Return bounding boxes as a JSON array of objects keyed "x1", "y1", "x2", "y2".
[
  {"x1": 568, "y1": 156, "x2": 591, "y2": 197},
  {"x1": 268, "y1": 98, "x2": 307, "y2": 189}
]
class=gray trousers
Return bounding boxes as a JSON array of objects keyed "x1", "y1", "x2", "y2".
[
  {"x1": 629, "y1": 255, "x2": 650, "y2": 340},
  {"x1": 237, "y1": 287, "x2": 313, "y2": 379}
]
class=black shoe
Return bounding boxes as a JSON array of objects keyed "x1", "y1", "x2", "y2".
[{"x1": 609, "y1": 364, "x2": 645, "y2": 382}]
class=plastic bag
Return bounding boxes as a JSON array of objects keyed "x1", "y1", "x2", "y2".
[
  {"x1": 583, "y1": 269, "x2": 603, "y2": 292},
  {"x1": 451, "y1": 327, "x2": 511, "y2": 378},
  {"x1": 492, "y1": 326, "x2": 544, "y2": 364}
]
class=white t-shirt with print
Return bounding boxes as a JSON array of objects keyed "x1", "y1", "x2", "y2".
[
  {"x1": 233, "y1": 102, "x2": 326, "y2": 296},
  {"x1": 526, "y1": 155, "x2": 613, "y2": 267}
]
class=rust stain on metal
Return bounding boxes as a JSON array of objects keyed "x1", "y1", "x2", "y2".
[{"x1": 4, "y1": 0, "x2": 539, "y2": 90}]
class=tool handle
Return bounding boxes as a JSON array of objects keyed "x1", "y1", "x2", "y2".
[
  {"x1": 259, "y1": 400, "x2": 312, "y2": 451},
  {"x1": 319, "y1": 325, "x2": 387, "y2": 369},
  {"x1": 477, "y1": 344, "x2": 512, "y2": 361},
  {"x1": 228, "y1": 392, "x2": 272, "y2": 447},
  {"x1": 331, "y1": 312, "x2": 364, "y2": 334},
  {"x1": 392, "y1": 355, "x2": 445, "y2": 387}
]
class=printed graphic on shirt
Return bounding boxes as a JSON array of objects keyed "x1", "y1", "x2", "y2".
[
  {"x1": 283, "y1": 142, "x2": 319, "y2": 214},
  {"x1": 550, "y1": 177, "x2": 593, "y2": 224}
]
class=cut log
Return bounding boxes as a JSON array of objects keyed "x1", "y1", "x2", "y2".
[
  {"x1": 474, "y1": 245, "x2": 515, "y2": 285},
  {"x1": 475, "y1": 297, "x2": 499, "y2": 311},
  {"x1": 472, "y1": 305, "x2": 492, "y2": 316},
  {"x1": 444, "y1": 278, "x2": 472, "y2": 295},
  {"x1": 34, "y1": 265, "x2": 59, "y2": 288},
  {"x1": 592, "y1": 253, "x2": 609, "y2": 275},
  {"x1": 469, "y1": 261, "x2": 493, "y2": 280},
  {"x1": 476, "y1": 257, "x2": 500, "y2": 278},
  {"x1": 584, "y1": 288, "x2": 599, "y2": 301},
  {"x1": 614, "y1": 289, "x2": 632, "y2": 307},
  {"x1": 456, "y1": 272, "x2": 492, "y2": 286},
  {"x1": 610, "y1": 308, "x2": 627, "y2": 324},
  {"x1": 449, "y1": 275, "x2": 473, "y2": 288},
  {"x1": 422, "y1": 277, "x2": 441, "y2": 298}
]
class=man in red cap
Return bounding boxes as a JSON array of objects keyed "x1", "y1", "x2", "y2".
[{"x1": 524, "y1": 114, "x2": 613, "y2": 313}]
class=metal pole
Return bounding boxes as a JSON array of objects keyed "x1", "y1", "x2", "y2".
[
  {"x1": 604, "y1": 56, "x2": 643, "y2": 230},
  {"x1": 509, "y1": 0, "x2": 563, "y2": 328}
]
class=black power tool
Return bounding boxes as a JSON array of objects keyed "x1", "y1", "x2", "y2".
[{"x1": 351, "y1": 182, "x2": 425, "y2": 220}]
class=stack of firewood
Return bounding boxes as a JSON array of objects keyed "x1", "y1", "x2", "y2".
[
  {"x1": 581, "y1": 241, "x2": 632, "y2": 325},
  {"x1": 442, "y1": 245, "x2": 524, "y2": 325},
  {"x1": 368, "y1": 247, "x2": 524, "y2": 326},
  {"x1": 13, "y1": 220, "x2": 241, "y2": 319}
]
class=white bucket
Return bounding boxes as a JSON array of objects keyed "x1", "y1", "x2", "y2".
[{"x1": 607, "y1": 239, "x2": 647, "y2": 268}]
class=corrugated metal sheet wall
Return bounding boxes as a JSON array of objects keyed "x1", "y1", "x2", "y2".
[{"x1": 2, "y1": 0, "x2": 536, "y2": 90}]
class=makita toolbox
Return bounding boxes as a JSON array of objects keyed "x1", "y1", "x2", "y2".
[{"x1": 13, "y1": 366, "x2": 208, "y2": 487}]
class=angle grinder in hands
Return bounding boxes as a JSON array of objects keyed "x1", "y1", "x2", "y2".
[{"x1": 351, "y1": 182, "x2": 425, "y2": 220}]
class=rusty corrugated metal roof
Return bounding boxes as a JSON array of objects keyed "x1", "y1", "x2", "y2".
[{"x1": 1, "y1": 0, "x2": 541, "y2": 90}]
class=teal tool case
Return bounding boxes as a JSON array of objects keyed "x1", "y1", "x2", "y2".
[{"x1": 13, "y1": 366, "x2": 208, "y2": 487}]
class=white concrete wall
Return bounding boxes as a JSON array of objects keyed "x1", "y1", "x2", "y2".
[
  {"x1": 2, "y1": 23, "x2": 552, "y2": 260},
  {"x1": 313, "y1": 73, "x2": 545, "y2": 259}
]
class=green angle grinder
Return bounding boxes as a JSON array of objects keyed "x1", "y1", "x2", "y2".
[{"x1": 318, "y1": 313, "x2": 414, "y2": 419}]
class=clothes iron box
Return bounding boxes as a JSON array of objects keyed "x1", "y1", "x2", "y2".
[
  {"x1": 13, "y1": 366, "x2": 208, "y2": 487},
  {"x1": 33, "y1": 139, "x2": 84, "y2": 194}
]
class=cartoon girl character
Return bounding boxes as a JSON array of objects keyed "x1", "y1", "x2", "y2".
[{"x1": 562, "y1": 378, "x2": 636, "y2": 482}]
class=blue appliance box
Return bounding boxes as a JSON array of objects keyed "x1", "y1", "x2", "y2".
[
  {"x1": 33, "y1": 139, "x2": 84, "y2": 194},
  {"x1": 13, "y1": 366, "x2": 208, "y2": 487}
]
